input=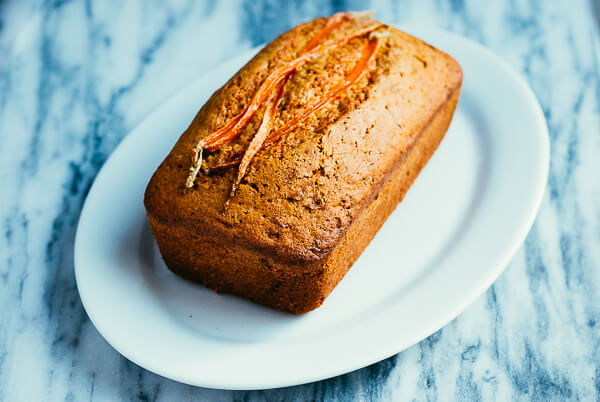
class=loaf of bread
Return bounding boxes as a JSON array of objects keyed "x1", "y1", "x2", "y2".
[{"x1": 144, "y1": 12, "x2": 462, "y2": 314}]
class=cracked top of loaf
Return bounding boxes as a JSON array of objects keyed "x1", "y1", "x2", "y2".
[{"x1": 144, "y1": 15, "x2": 462, "y2": 264}]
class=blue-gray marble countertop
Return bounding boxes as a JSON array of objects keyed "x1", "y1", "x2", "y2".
[{"x1": 1, "y1": 0, "x2": 599, "y2": 400}]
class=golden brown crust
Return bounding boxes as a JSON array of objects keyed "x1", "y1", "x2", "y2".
[{"x1": 144, "y1": 15, "x2": 462, "y2": 313}]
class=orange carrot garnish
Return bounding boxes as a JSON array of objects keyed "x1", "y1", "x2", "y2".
[
  {"x1": 303, "y1": 12, "x2": 349, "y2": 51},
  {"x1": 185, "y1": 19, "x2": 383, "y2": 188},
  {"x1": 208, "y1": 37, "x2": 380, "y2": 173},
  {"x1": 204, "y1": 21, "x2": 381, "y2": 152},
  {"x1": 264, "y1": 37, "x2": 380, "y2": 147},
  {"x1": 190, "y1": 13, "x2": 351, "y2": 183},
  {"x1": 207, "y1": 37, "x2": 380, "y2": 170},
  {"x1": 220, "y1": 15, "x2": 352, "y2": 202},
  {"x1": 225, "y1": 84, "x2": 285, "y2": 205},
  {"x1": 186, "y1": 111, "x2": 244, "y2": 188},
  {"x1": 267, "y1": 12, "x2": 350, "y2": 119}
]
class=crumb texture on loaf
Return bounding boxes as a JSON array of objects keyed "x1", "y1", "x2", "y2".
[{"x1": 144, "y1": 16, "x2": 462, "y2": 266}]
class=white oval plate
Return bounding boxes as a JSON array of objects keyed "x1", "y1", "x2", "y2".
[{"x1": 75, "y1": 28, "x2": 549, "y2": 390}]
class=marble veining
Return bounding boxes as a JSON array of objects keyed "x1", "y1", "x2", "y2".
[{"x1": 0, "y1": 0, "x2": 598, "y2": 400}]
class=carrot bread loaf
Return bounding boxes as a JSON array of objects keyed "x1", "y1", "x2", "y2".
[{"x1": 144, "y1": 12, "x2": 462, "y2": 314}]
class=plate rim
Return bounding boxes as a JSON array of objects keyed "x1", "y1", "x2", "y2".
[{"x1": 74, "y1": 27, "x2": 550, "y2": 390}]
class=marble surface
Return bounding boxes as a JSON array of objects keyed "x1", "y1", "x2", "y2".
[{"x1": 1, "y1": 0, "x2": 599, "y2": 400}]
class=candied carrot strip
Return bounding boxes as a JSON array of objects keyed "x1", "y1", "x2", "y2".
[
  {"x1": 185, "y1": 21, "x2": 382, "y2": 188},
  {"x1": 186, "y1": 111, "x2": 244, "y2": 187},
  {"x1": 202, "y1": 21, "x2": 382, "y2": 151},
  {"x1": 303, "y1": 12, "x2": 349, "y2": 51},
  {"x1": 218, "y1": 13, "x2": 351, "y2": 195},
  {"x1": 264, "y1": 37, "x2": 380, "y2": 147},
  {"x1": 260, "y1": 12, "x2": 349, "y2": 143},
  {"x1": 225, "y1": 84, "x2": 284, "y2": 205},
  {"x1": 189, "y1": 13, "x2": 350, "y2": 183},
  {"x1": 267, "y1": 12, "x2": 349, "y2": 116},
  {"x1": 209, "y1": 37, "x2": 380, "y2": 172},
  {"x1": 204, "y1": 109, "x2": 244, "y2": 141}
]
